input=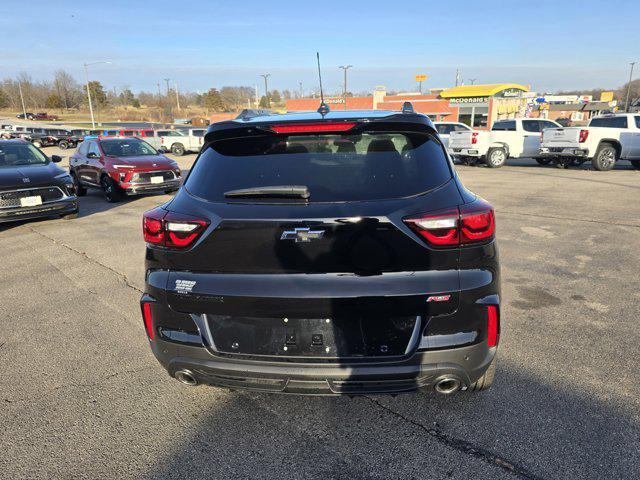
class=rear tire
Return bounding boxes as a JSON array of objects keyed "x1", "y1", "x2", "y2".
[
  {"x1": 592, "y1": 144, "x2": 617, "y2": 171},
  {"x1": 486, "y1": 147, "x2": 507, "y2": 168},
  {"x1": 631, "y1": 160, "x2": 640, "y2": 170},
  {"x1": 171, "y1": 143, "x2": 185, "y2": 156},
  {"x1": 467, "y1": 357, "x2": 496, "y2": 392},
  {"x1": 535, "y1": 158, "x2": 551, "y2": 166},
  {"x1": 58, "y1": 141, "x2": 68, "y2": 150},
  {"x1": 101, "y1": 175, "x2": 123, "y2": 203},
  {"x1": 33, "y1": 140, "x2": 42, "y2": 148}
]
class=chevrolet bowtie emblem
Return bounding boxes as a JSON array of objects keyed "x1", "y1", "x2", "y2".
[{"x1": 280, "y1": 227, "x2": 325, "y2": 243}]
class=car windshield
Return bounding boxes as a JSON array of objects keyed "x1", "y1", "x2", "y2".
[
  {"x1": 99, "y1": 139, "x2": 158, "y2": 157},
  {"x1": 186, "y1": 130, "x2": 452, "y2": 203},
  {"x1": 0, "y1": 142, "x2": 49, "y2": 167}
]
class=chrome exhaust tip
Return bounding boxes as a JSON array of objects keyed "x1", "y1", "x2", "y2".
[
  {"x1": 174, "y1": 369, "x2": 198, "y2": 386},
  {"x1": 434, "y1": 376, "x2": 462, "y2": 395}
]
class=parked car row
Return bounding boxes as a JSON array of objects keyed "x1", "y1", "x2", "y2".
[
  {"x1": 446, "y1": 113, "x2": 640, "y2": 171},
  {"x1": 0, "y1": 124, "x2": 206, "y2": 156},
  {"x1": 0, "y1": 136, "x2": 182, "y2": 224},
  {"x1": 16, "y1": 112, "x2": 59, "y2": 121}
]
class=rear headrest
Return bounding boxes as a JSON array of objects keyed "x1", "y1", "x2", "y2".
[
  {"x1": 367, "y1": 139, "x2": 397, "y2": 153},
  {"x1": 286, "y1": 144, "x2": 308, "y2": 154},
  {"x1": 334, "y1": 140, "x2": 356, "y2": 153}
]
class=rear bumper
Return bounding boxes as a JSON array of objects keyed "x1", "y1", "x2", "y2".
[
  {"x1": 0, "y1": 197, "x2": 78, "y2": 223},
  {"x1": 451, "y1": 148, "x2": 482, "y2": 157},
  {"x1": 149, "y1": 335, "x2": 496, "y2": 395},
  {"x1": 539, "y1": 146, "x2": 589, "y2": 157}
]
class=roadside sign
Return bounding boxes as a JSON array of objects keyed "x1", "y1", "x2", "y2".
[{"x1": 415, "y1": 74, "x2": 428, "y2": 82}]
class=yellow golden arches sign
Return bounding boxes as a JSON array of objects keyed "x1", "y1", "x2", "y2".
[{"x1": 415, "y1": 74, "x2": 428, "y2": 82}]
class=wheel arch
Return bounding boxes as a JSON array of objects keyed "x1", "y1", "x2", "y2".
[{"x1": 597, "y1": 139, "x2": 621, "y2": 157}]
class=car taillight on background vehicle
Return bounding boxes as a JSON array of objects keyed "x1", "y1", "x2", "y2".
[
  {"x1": 486, "y1": 305, "x2": 499, "y2": 347},
  {"x1": 143, "y1": 207, "x2": 209, "y2": 248},
  {"x1": 471, "y1": 132, "x2": 478, "y2": 145},
  {"x1": 403, "y1": 200, "x2": 495, "y2": 247},
  {"x1": 579, "y1": 129, "x2": 589, "y2": 143}
]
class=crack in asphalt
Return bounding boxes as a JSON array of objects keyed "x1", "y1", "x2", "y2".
[
  {"x1": 27, "y1": 226, "x2": 143, "y2": 293},
  {"x1": 497, "y1": 210, "x2": 640, "y2": 229},
  {"x1": 364, "y1": 396, "x2": 546, "y2": 480}
]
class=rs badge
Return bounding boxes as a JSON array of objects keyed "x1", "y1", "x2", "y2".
[{"x1": 427, "y1": 295, "x2": 451, "y2": 302}]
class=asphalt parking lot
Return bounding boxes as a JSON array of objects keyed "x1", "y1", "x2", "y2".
[{"x1": 1, "y1": 148, "x2": 639, "y2": 480}]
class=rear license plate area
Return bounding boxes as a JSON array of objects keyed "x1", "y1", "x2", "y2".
[
  {"x1": 150, "y1": 176, "x2": 164, "y2": 184},
  {"x1": 206, "y1": 315, "x2": 418, "y2": 359}
]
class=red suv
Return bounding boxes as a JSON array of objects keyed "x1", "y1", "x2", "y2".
[{"x1": 69, "y1": 137, "x2": 181, "y2": 202}]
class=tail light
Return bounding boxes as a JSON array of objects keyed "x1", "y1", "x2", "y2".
[
  {"x1": 143, "y1": 207, "x2": 209, "y2": 249},
  {"x1": 579, "y1": 129, "x2": 589, "y2": 143},
  {"x1": 141, "y1": 302, "x2": 154, "y2": 340},
  {"x1": 486, "y1": 305, "x2": 499, "y2": 347},
  {"x1": 471, "y1": 132, "x2": 478, "y2": 145},
  {"x1": 270, "y1": 122, "x2": 357, "y2": 134},
  {"x1": 403, "y1": 200, "x2": 495, "y2": 247}
]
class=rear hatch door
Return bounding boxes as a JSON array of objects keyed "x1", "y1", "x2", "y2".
[{"x1": 161, "y1": 120, "x2": 463, "y2": 359}]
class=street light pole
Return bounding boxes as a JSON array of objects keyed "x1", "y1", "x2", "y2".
[
  {"x1": 17, "y1": 81, "x2": 28, "y2": 120},
  {"x1": 175, "y1": 82, "x2": 181, "y2": 110},
  {"x1": 468, "y1": 78, "x2": 477, "y2": 85},
  {"x1": 625, "y1": 61, "x2": 636, "y2": 112},
  {"x1": 164, "y1": 78, "x2": 170, "y2": 96},
  {"x1": 83, "y1": 61, "x2": 111, "y2": 129},
  {"x1": 260, "y1": 74, "x2": 271, "y2": 107},
  {"x1": 338, "y1": 65, "x2": 352, "y2": 110}
]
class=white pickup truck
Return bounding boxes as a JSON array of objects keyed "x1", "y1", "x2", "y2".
[
  {"x1": 449, "y1": 118, "x2": 561, "y2": 168},
  {"x1": 539, "y1": 113, "x2": 640, "y2": 170},
  {"x1": 160, "y1": 128, "x2": 206, "y2": 156}
]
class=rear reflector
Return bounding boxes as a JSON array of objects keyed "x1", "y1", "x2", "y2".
[
  {"x1": 486, "y1": 305, "x2": 499, "y2": 347},
  {"x1": 142, "y1": 302, "x2": 154, "y2": 340},
  {"x1": 403, "y1": 199, "x2": 495, "y2": 247},
  {"x1": 270, "y1": 122, "x2": 357, "y2": 134}
]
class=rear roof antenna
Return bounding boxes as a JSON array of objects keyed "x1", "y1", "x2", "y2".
[{"x1": 316, "y1": 52, "x2": 330, "y2": 116}]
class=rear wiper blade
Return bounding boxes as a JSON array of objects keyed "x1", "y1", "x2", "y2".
[{"x1": 224, "y1": 185, "x2": 310, "y2": 199}]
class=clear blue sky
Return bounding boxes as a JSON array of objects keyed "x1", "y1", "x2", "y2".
[{"x1": 1, "y1": 0, "x2": 638, "y2": 95}]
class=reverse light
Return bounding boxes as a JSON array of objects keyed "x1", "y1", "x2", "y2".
[
  {"x1": 486, "y1": 305, "x2": 499, "y2": 347},
  {"x1": 270, "y1": 122, "x2": 357, "y2": 134},
  {"x1": 471, "y1": 132, "x2": 479, "y2": 145},
  {"x1": 403, "y1": 200, "x2": 495, "y2": 247},
  {"x1": 579, "y1": 129, "x2": 589, "y2": 143},
  {"x1": 142, "y1": 302, "x2": 154, "y2": 340},
  {"x1": 143, "y1": 207, "x2": 209, "y2": 248}
]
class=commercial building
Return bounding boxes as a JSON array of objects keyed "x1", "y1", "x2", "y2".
[{"x1": 284, "y1": 83, "x2": 530, "y2": 130}]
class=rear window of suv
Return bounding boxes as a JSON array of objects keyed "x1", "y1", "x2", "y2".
[{"x1": 186, "y1": 130, "x2": 452, "y2": 202}]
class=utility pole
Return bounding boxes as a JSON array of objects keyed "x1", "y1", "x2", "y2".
[
  {"x1": 175, "y1": 82, "x2": 180, "y2": 110},
  {"x1": 254, "y1": 84, "x2": 259, "y2": 108},
  {"x1": 164, "y1": 78, "x2": 170, "y2": 96},
  {"x1": 260, "y1": 74, "x2": 271, "y2": 107},
  {"x1": 338, "y1": 65, "x2": 352, "y2": 110},
  {"x1": 17, "y1": 81, "x2": 27, "y2": 121},
  {"x1": 83, "y1": 61, "x2": 111, "y2": 129},
  {"x1": 468, "y1": 78, "x2": 477, "y2": 85},
  {"x1": 299, "y1": 81, "x2": 303, "y2": 98},
  {"x1": 455, "y1": 69, "x2": 461, "y2": 86},
  {"x1": 625, "y1": 61, "x2": 636, "y2": 112}
]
